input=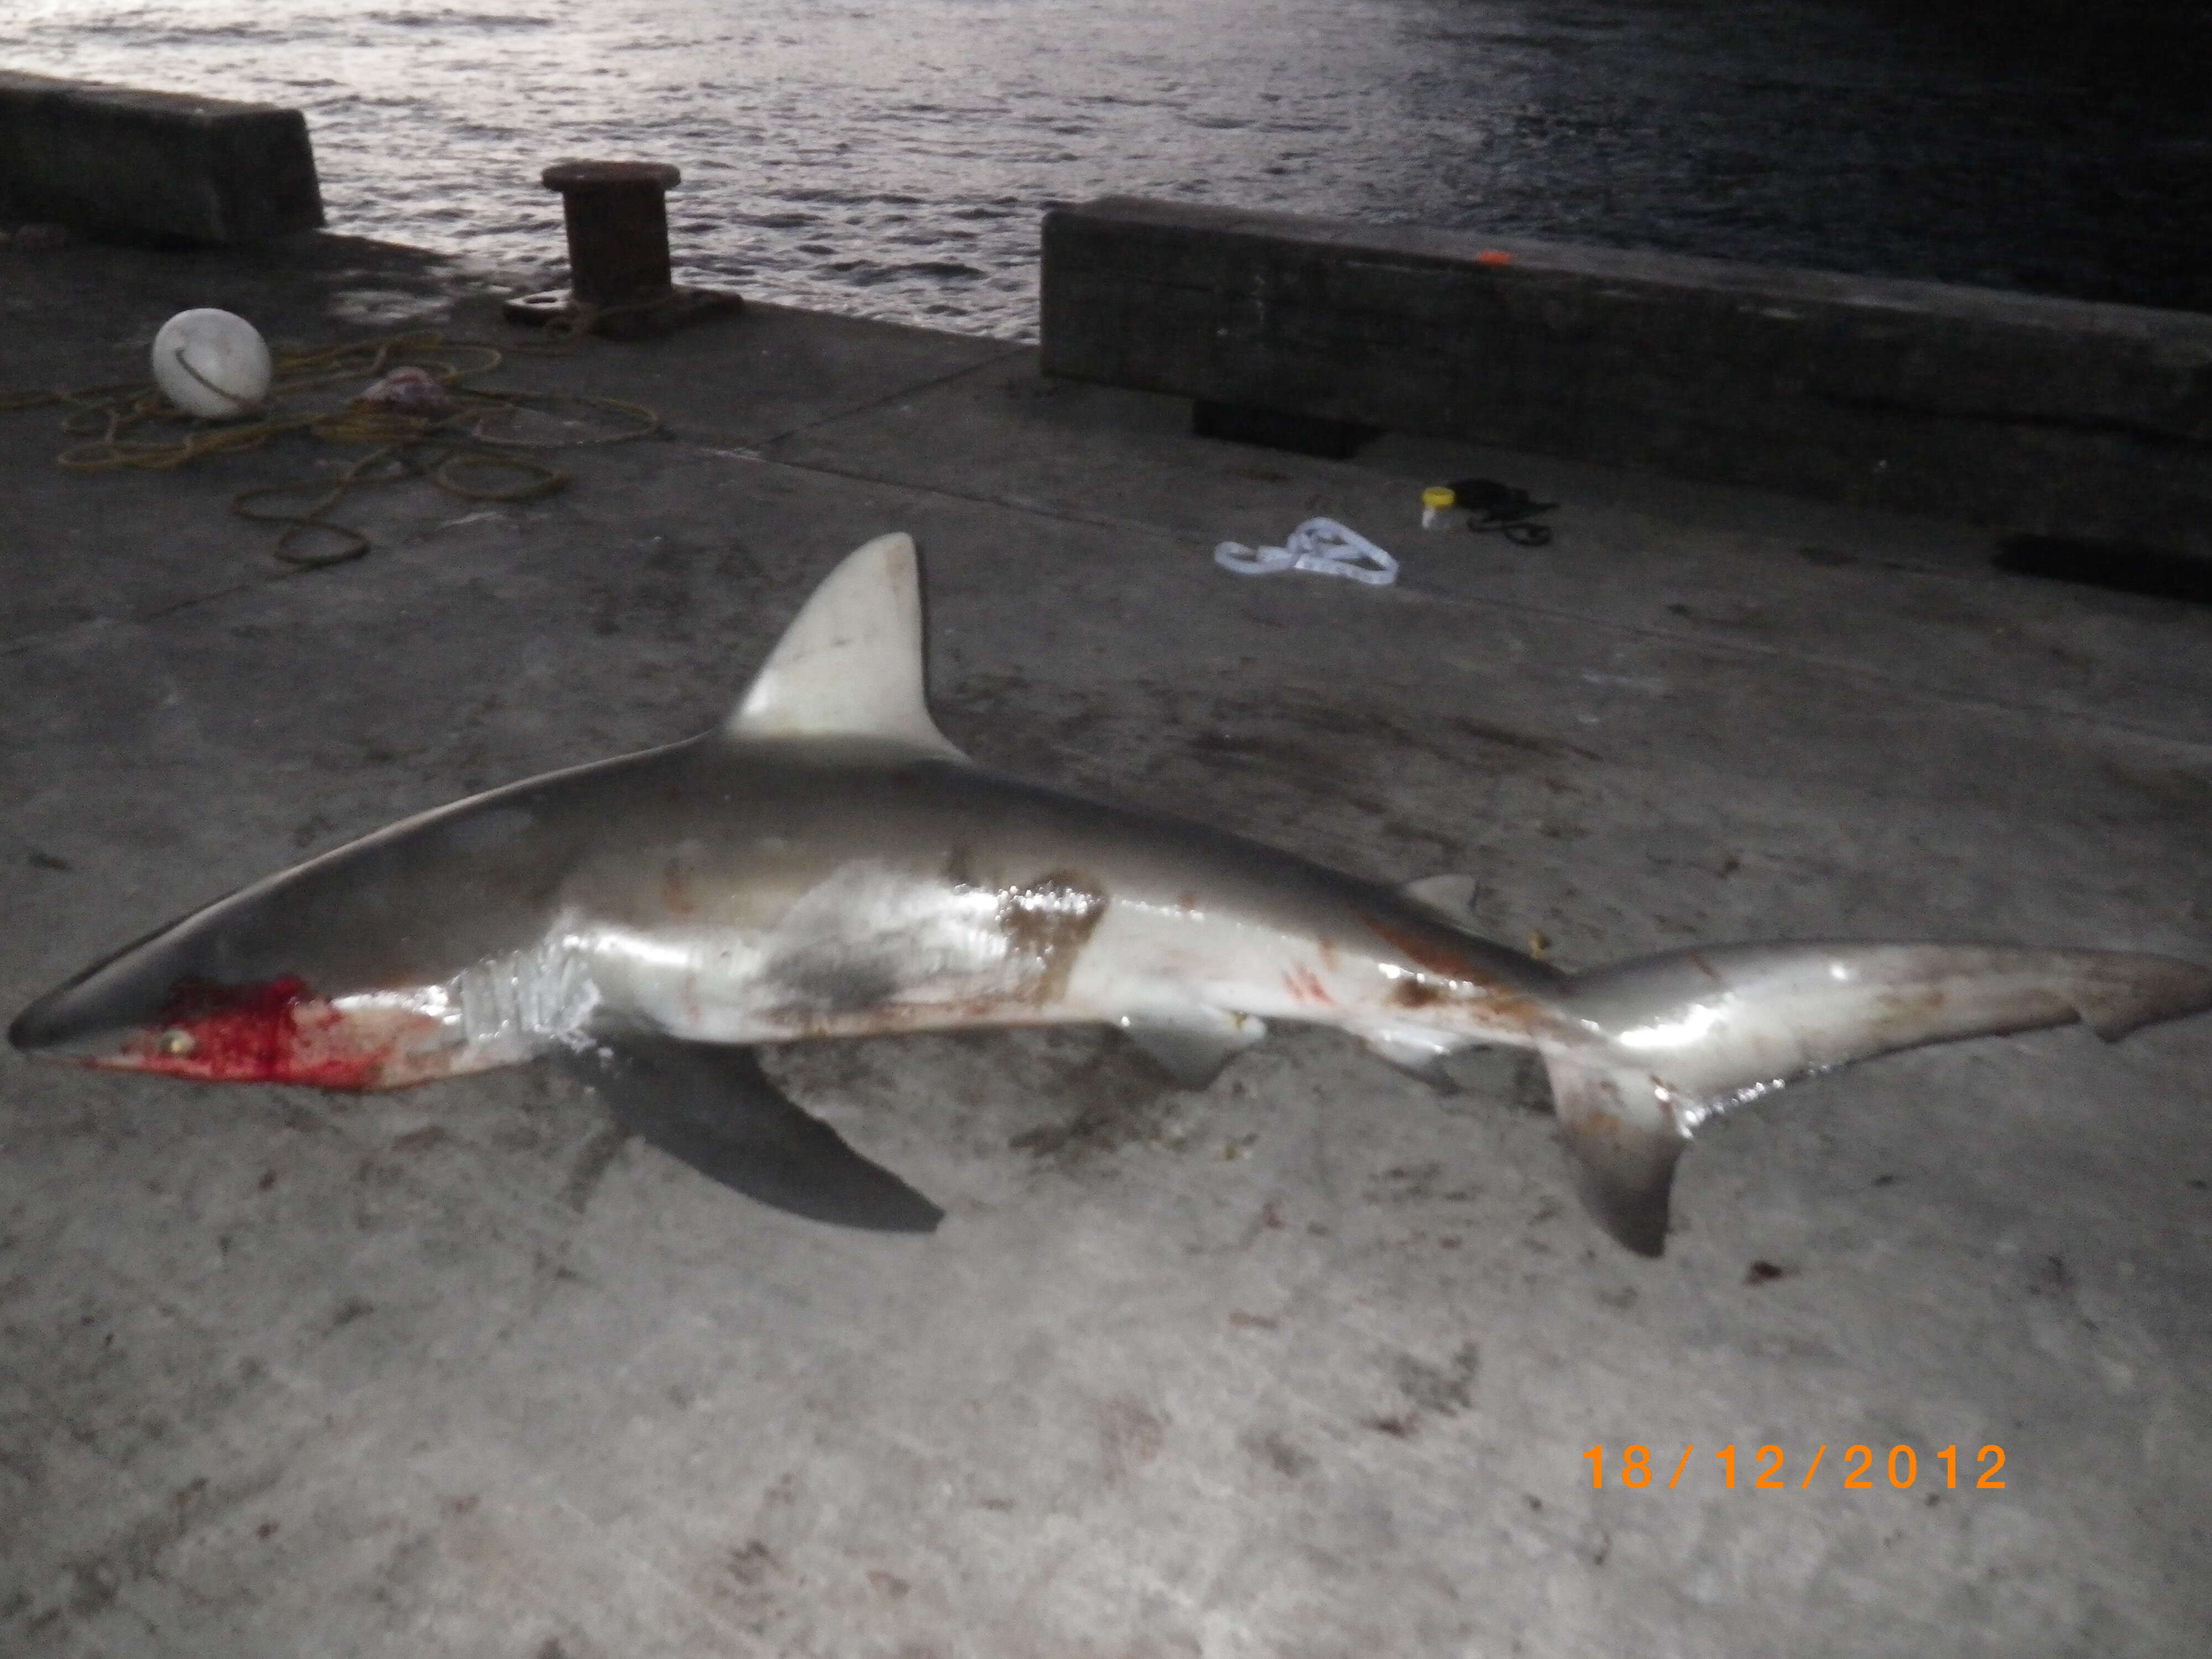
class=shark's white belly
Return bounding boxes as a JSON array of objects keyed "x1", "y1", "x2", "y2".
[
  {"x1": 560, "y1": 857, "x2": 1532, "y2": 1061},
  {"x1": 322, "y1": 853, "x2": 1550, "y2": 1082}
]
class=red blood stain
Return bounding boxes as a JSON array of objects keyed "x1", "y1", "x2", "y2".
[
  {"x1": 1283, "y1": 965, "x2": 1333, "y2": 1007},
  {"x1": 1357, "y1": 912, "x2": 1547, "y2": 1031},
  {"x1": 1362, "y1": 913, "x2": 1486, "y2": 980},
  {"x1": 138, "y1": 975, "x2": 387, "y2": 1090},
  {"x1": 160, "y1": 974, "x2": 309, "y2": 1024}
]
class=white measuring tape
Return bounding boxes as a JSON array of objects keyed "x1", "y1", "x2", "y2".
[{"x1": 1213, "y1": 517, "x2": 1398, "y2": 586}]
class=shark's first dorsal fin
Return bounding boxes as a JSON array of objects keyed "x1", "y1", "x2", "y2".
[{"x1": 724, "y1": 533, "x2": 968, "y2": 759}]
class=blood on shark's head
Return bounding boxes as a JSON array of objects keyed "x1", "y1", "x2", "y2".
[
  {"x1": 12, "y1": 964, "x2": 460, "y2": 1092},
  {"x1": 114, "y1": 975, "x2": 389, "y2": 1088}
]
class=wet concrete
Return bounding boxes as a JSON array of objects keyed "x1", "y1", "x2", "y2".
[{"x1": 2, "y1": 231, "x2": 2209, "y2": 1658}]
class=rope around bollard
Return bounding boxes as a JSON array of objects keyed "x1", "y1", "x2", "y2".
[{"x1": 0, "y1": 329, "x2": 663, "y2": 567}]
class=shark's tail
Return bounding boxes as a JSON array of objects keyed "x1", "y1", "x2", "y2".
[{"x1": 1535, "y1": 943, "x2": 2212, "y2": 1255}]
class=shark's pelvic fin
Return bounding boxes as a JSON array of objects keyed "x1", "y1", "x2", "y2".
[
  {"x1": 1116, "y1": 1004, "x2": 1269, "y2": 1089},
  {"x1": 563, "y1": 1034, "x2": 944, "y2": 1233},
  {"x1": 1541, "y1": 942, "x2": 2212, "y2": 1256},
  {"x1": 724, "y1": 532, "x2": 969, "y2": 760}
]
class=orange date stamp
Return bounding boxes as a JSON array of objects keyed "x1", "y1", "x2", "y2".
[{"x1": 1586, "y1": 1443, "x2": 2006, "y2": 1491}]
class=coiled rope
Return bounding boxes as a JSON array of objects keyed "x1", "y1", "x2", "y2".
[{"x1": 0, "y1": 329, "x2": 662, "y2": 567}]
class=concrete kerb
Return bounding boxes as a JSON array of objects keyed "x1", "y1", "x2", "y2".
[
  {"x1": 1041, "y1": 195, "x2": 2212, "y2": 558},
  {"x1": 0, "y1": 68, "x2": 324, "y2": 244}
]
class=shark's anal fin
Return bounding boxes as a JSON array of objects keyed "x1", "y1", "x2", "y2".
[
  {"x1": 724, "y1": 533, "x2": 968, "y2": 761},
  {"x1": 561, "y1": 1035, "x2": 943, "y2": 1233},
  {"x1": 1361, "y1": 1031, "x2": 1464, "y2": 1090},
  {"x1": 1116, "y1": 1005, "x2": 1267, "y2": 1090}
]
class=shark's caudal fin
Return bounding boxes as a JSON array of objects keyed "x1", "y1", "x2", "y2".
[
  {"x1": 724, "y1": 532, "x2": 969, "y2": 760},
  {"x1": 1538, "y1": 943, "x2": 2212, "y2": 1256}
]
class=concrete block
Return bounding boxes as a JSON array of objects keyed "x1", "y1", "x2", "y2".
[
  {"x1": 1041, "y1": 195, "x2": 2212, "y2": 552},
  {"x1": 0, "y1": 69, "x2": 323, "y2": 244}
]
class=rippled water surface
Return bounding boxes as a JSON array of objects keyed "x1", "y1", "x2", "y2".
[{"x1": 4, "y1": 1, "x2": 2205, "y2": 337}]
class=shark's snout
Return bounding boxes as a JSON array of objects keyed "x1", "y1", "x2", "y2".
[
  {"x1": 8, "y1": 910, "x2": 220, "y2": 1063},
  {"x1": 11, "y1": 960, "x2": 165, "y2": 1061},
  {"x1": 8, "y1": 992, "x2": 80, "y2": 1055}
]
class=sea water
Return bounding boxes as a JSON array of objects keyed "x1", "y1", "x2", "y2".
[{"x1": 3, "y1": 0, "x2": 2203, "y2": 339}]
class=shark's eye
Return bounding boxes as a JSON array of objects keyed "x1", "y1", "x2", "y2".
[{"x1": 158, "y1": 1029, "x2": 197, "y2": 1058}]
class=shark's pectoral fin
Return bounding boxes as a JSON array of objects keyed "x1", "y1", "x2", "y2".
[
  {"x1": 562, "y1": 1035, "x2": 943, "y2": 1233},
  {"x1": 1116, "y1": 1005, "x2": 1267, "y2": 1090}
]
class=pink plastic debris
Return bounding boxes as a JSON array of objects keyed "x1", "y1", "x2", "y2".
[{"x1": 354, "y1": 365, "x2": 453, "y2": 414}]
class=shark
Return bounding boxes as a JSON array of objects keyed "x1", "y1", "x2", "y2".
[{"x1": 12, "y1": 534, "x2": 2210, "y2": 1254}]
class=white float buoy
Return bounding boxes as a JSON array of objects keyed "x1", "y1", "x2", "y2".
[{"x1": 151, "y1": 308, "x2": 273, "y2": 419}]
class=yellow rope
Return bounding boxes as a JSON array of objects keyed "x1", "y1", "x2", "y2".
[{"x1": 2, "y1": 330, "x2": 662, "y2": 566}]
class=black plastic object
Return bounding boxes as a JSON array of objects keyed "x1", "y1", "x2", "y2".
[
  {"x1": 1193, "y1": 400, "x2": 1379, "y2": 460},
  {"x1": 1993, "y1": 534, "x2": 2212, "y2": 606},
  {"x1": 1448, "y1": 477, "x2": 1558, "y2": 546}
]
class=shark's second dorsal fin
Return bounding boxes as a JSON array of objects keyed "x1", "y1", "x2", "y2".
[
  {"x1": 1401, "y1": 874, "x2": 1481, "y2": 928},
  {"x1": 724, "y1": 533, "x2": 968, "y2": 759}
]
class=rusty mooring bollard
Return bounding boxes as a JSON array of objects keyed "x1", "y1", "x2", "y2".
[{"x1": 505, "y1": 160, "x2": 743, "y2": 341}]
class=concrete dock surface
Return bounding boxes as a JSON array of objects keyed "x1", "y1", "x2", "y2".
[{"x1": 3, "y1": 232, "x2": 2209, "y2": 1657}]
